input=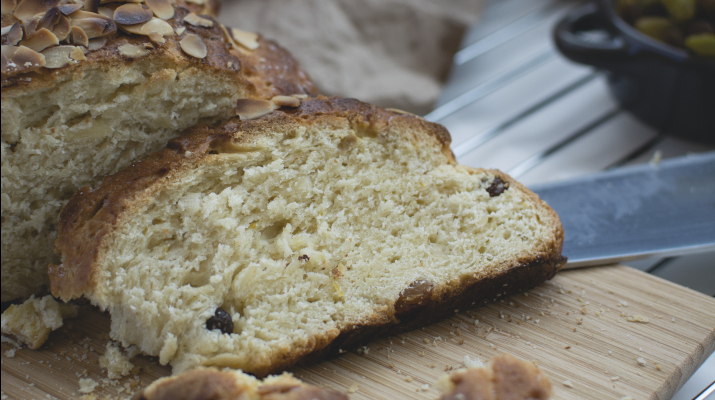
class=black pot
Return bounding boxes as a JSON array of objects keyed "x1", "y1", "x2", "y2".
[{"x1": 554, "y1": 0, "x2": 715, "y2": 144}]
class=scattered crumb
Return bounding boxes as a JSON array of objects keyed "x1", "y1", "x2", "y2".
[
  {"x1": 637, "y1": 357, "x2": 647, "y2": 366},
  {"x1": 99, "y1": 342, "x2": 134, "y2": 379},
  {"x1": 562, "y1": 380, "x2": 574, "y2": 388},
  {"x1": 627, "y1": 315, "x2": 650, "y2": 323},
  {"x1": 405, "y1": 376, "x2": 413, "y2": 382},
  {"x1": 347, "y1": 383, "x2": 358, "y2": 393},
  {"x1": 463, "y1": 355, "x2": 483, "y2": 368},
  {"x1": 79, "y1": 378, "x2": 99, "y2": 394},
  {"x1": 610, "y1": 376, "x2": 620, "y2": 381},
  {"x1": 564, "y1": 346, "x2": 571, "y2": 350},
  {"x1": 620, "y1": 397, "x2": 635, "y2": 400},
  {"x1": 4, "y1": 349, "x2": 15, "y2": 358},
  {"x1": 421, "y1": 384, "x2": 430, "y2": 391}
]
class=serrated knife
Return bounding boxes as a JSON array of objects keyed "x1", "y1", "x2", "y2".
[{"x1": 529, "y1": 151, "x2": 715, "y2": 269}]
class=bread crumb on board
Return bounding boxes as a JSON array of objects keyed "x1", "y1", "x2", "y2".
[
  {"x1": 99, "y1": 343, "x2": 135, "y2": 379},
  {"x1": 563, "y1": 380, "x2": 575, "y2": 388},
  {"x1": 637, "y1": 357, "x2": 647, "y2": 366},
  {"x1": 627, "y1": 315, "x2": 650, "y2": 323},
  {"x1": 347, "y1": 383, "x2": 359, "y2": 393},
  {"x1": 79, "y1": 378, "x2": 99, "y2": 394}
]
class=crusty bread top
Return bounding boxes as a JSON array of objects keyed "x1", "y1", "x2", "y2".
[
  {"x1": 49, "y1": 96, "x2": 457, "y2": 301},
  {"x1": 1, "y1": 0, "x2": 317, "y2": 99}
]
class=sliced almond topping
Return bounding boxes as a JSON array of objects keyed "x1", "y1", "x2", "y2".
[
  {"x1": 179, "y1": 33, "x2": 206, "y2": 58},
  {"x1": 236, "y1": 99, "x2": 278, "y2": 120},
  {"x1": 1, "y1": 44, "x2": 45, "y2": 73},
  {"x1": 85, "y1": 0, "x2": 100, "y2": 13},
  {"x1": 51, "y1": 14, "x2": 69, "y2": 40},
  {"x1": 118, "y1": 43, "x2": 149, "y2": 58},
  {"x1": 57, "y1": 3, "x2": 81, "y2": 15},
  {"x1": 13, "y1": 0, "x2": 59, "y2": 21},
  {"x1": 292, "y1": 94, "x2": 309, "y2": 99},
  {"x1": 147, "y1": 31, "x2": 164, "y2": 43},
  {"x1": 96, "y1": 6, "x2": 113, "y2": 18},
  {"x1": 99, "y1": 0, "x2": 141, "y2": 3},
  {"x1": 37, "y1": 6, "x2": 59, "y2": 30},
  {"x1": 120, "y1": 17, "x2": 173, "y2": 37},
  {"x1": 218, "y1": 23, "x2": 236, "y2": 48},
  {"x1": 144, "y1": 0, "x2": 172, "y2": 20},
  {"x1": 70, "y1": 25, "x2": 88, "y2": 47},
  {"x1": 19, "y1": 27, "x2": 58, "y2": 52},
  {"x1": 113, "y1": 3, "x2": 152, "y2": 25},
  {"x1": 231, "y1": 28, "x2": 258, "y2": 50},
  {"x1": 2, "y1": 22, "x2": 23, "y2": 45},
  {"x1": 69, "y1": 44, "x2": 85, "y2": 60},
  {"x1": 86, "y1": 36, "x2": 106, "y2": 50},
  {"x1": 174, "y1": 26, "x2": 185, "y2": 35},
  {"x1": 42, "y1": 44, "x2": 77, "y2": 68},
  {"x1": 23, "y1": 15, "x2": 42, "y2": 37},
  {"x1": 183, "y1": 0, "x2": 205, "y2": 4},
  {"x1": 184, "y1": 12, "x2": 212, "y2": 28},
  {"x1": 386, "y1": 108, "x2": 420, "y2": 117},
  {"x1": 271, "y1": 95, "x2": 300, "y2": 108},
  {"x1": 1, "y1": 0, "x2": 17, "y2": 15},
  {"x1": 69, "y1": 11, "x2": 117, "y2": 38}
]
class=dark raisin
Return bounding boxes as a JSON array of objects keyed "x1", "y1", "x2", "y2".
[
  {"x1": 298, "y1": 254, "x2": 310, "y2": 261},
  {"x1": 486, "y1": 177, "x2": 509, "y2": 197},
  {"x1": 395, "y1": 279, "x2": 433, "y2": 319},
  {"x1": 206, "y1": 308, "x2": 233, "y2": 334}
]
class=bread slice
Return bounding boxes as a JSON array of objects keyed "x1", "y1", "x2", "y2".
[
  {"x1": 1, "y1": 2, "x2": 317, "y2": 301},
  {"x1": 135, "y1": 368, "x2": 347, "y2": 400},
  {"x1": 49, "y1": 97, "x2": 565, "y2": 375}
]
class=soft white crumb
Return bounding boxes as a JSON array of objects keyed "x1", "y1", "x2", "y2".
[{"x1": 563, "y1": 380, "x2": 574, "y2": 388}]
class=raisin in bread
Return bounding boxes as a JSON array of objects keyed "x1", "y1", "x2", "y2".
[
  {"x1": 437, "y1": 354, "x2": 552, "y2": 400},
  {"x1": 134, "y1": 368, "x2": 347, "y2": 400},
  {"x1": 1, "y1": 0, "x2": 317, "y2": 301},
  {"x1": 49, "y1": 96, "x2": 565, "y2": 375}
]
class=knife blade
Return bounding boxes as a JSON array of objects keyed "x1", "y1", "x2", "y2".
[{"x1": 529, "y1": 151, "x2": 715, "y2": 269}]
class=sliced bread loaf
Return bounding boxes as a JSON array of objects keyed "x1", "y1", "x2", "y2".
[
  {"x1": 1, "y1": 2, "x2": 316, "y2": 301},
  {"x1": 49, "y1": 97, "x2": 565, "y2": 375}
]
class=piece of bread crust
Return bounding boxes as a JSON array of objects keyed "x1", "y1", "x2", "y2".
[
  {"x1": 438, "y1": 354, "x2": 552, "y2": 400},
  {"x1": 133, "y1": 368, "x2": 348, "y2": 400},
  {"x1": 1, "y1": 2, "x2": 317, "y2": 301},
  {"x1": 49, "y1": 96, "x2": 565, "y2": 376}
]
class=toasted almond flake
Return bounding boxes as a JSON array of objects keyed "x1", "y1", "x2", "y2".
[
  {"x1": 42, "y1": 44, "x2": 78, "y2": 68},
  {"x1": 2, "y1": 22, "x2": 23, "y2": 45},
  {"x1": 99, "y1": 0, "x2": 141, "y2": 3},
  {"x1": 1, "y1": 44, "x2": 45, "y2": 73},
  {"x1": 183, "y1": 0, "x2": 205, "y2": 4},
  {"x1": 118, "y1": 43, "x2": 149, "y2": 58},
  {"x1": 70, "y1": 25, "x2": 88, "y2": 47},
  {"x1": 19, "y1": 27, "x2": 58, "y2": 52},
  {"x1": 236, "y1": 98, "x2": 278, "y2": 120},
  {"x1": 22, "y1": 15, "x2": 43, "y2": 37},
  {"x1": 144, "y1": 0, "x2": 172, "y2": 20},
  {"x1": 147, "y1": 31, "x2": 164, "y2": 43},
  {"x1": 37, "y1": 6, "x2": 60, "y2": 30},
  {"x1": 184, "y1": 12, "x2": 212, "y2": 28},
  {"x1": 113, "y1": 3, "x2": 152, "y2": 25},
  {"x1": 271, "y1": 95, "x2": 300, "y2": 108},
  {"x1": 13, "y1": 0, "x2": 59, "y2": 21},
  {"x1": 52, "y1": 14, "x2": 70, "y2": 40},
  {"x1": 386, "y1": 108, "x2": 420, "y2": 117},
  {"x1": 218, "y1": 23, "x2": 236, "y2": 48},
  {"x1": 347, "y1": 383, "x2": 358, "y2": 393},
  {"x1": 57, "y1": 3, "x2": 81, "y2": 15},
  {"x1": 179, "y1": 33, "x2": 206, "y2": 58},
  {"x1": 121, "y1": 17, "x2": 173, "y2": 37},
  {"x1": 1, "y1": 0, "x2": 17, "y2": 14},
  {"x1": 292, "y1": 94, "x2": 309, "y2": 99},
  {"x1": 69, "y1": 11, "x2": 117, "y2": 38},
  {"x1": 231, "y1": 27, "x2": 258, "y2": 50},
  {"x1": 87, "y1": 36, "x2": 106, "y2": 50},
  {"x1": 96, "y1": 6, "x2": 113, "y2": 18},
  {"x1": 175, "y1": 26, "x2": 185, "y2": 35},
  {"x1": 69, "y1": 45, "x2": 85, "y2": 60},
  {"x1": 0, "y1": 24, "x2": 13, "y2": 36},
  {"x1": 85, "y1": 0, "x2": 99, "y2": 13}
]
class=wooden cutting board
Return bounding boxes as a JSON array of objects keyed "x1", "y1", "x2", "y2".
[{"x1": 2, "y1": 265, "x2": 714, "y2": 400}]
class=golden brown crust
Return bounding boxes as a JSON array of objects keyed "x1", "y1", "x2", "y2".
[
  {"x1": 133, "y1": 368, "x2": 348, "y2": 400},
  {"x1": 49, "y1": 96, "x2": 564, "y2": 375},
  {"x1": 1, "y1": 4, "x2": 317, "y2": 98},
  {"x1": 440, "y1": 354, "x2": 553, "y2": 400}
]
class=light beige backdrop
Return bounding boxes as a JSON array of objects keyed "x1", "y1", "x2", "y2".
[{"x1": 219, "y1": 0, "x2": 486, "y2": 115}]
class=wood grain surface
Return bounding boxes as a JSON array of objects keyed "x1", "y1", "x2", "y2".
[{"x1": 2, "y1": 265, "x2": 714, "y2": 400}]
